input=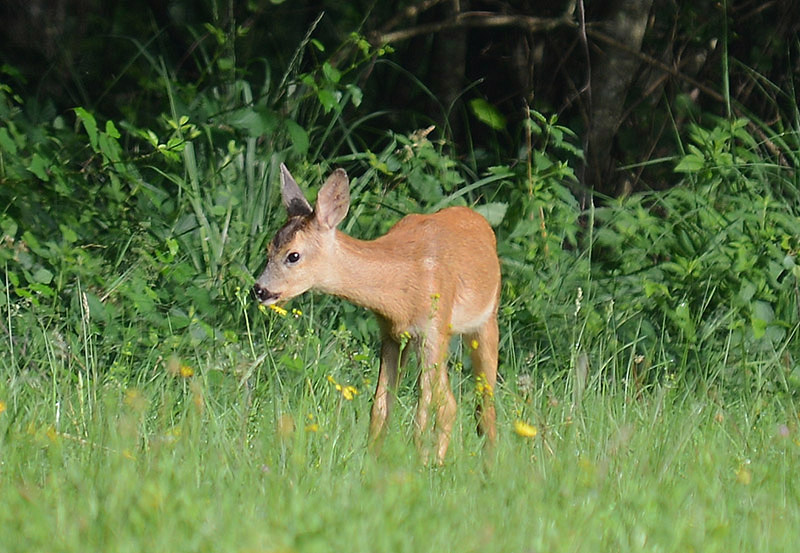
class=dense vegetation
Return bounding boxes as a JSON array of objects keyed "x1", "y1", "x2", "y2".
[{"x1": 1, "y1": 2, "x2": 798, "y2": 551}]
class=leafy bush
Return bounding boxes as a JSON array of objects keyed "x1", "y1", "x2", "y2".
[{"x1": 593, "y1": 117, "x2": 799, "y2": 383}]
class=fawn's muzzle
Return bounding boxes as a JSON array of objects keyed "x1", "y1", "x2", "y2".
[{"x1": 252, "y1": 283, "x2": 278, "y2": 303}]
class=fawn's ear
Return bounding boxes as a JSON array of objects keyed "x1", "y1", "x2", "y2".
[
  {"x1": 314, "y1": 168, "x2": 350, "y2": 230},
  {"x1": 280, "y1": 164, "x2": 313, "y2": 217}
]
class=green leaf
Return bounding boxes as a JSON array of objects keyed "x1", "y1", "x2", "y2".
[
  {"x1": 673, "y1": 301, "x2": 696, "y2": 342},
  {"x1": 60, "y1": 224, "x2": 78, "y2": 244},
  {"x1": 227, "y1": 108, "x2": 278, "y2": 137},
  {"x1": 75, "y1": 107, "x2": 98, "y2": 151},
  {"x1": 166, "y1": 238, "x2": 179, "y2": 257},
  {"x1": 322, "y1": 62, "x2": 341, "y2": 84},
  {"x1": 316, "y1": 89, "x2": 340, "y2": 113},
  {"x1": 285, "y1": 119, "x2": 309, "y2": 157},
  {"x1": 27, "y1": 153, "x2": 50, "y2": 181},
  {"x1": 21, "y1": 231, "x2": 44, "y2": 255},
  {"x1": 408, "y1": 171, "x2": 443, "y2": 204},
  {"x1": 469, "y1": 98, "x2": 506, "y2": 131},
  {"x1": 98, "y1": 132, "x2": 122, "y2": 162},
  {"x1": 29, "y1": 282, "x2": 55, "y2": 298},
  {"x1": 0, "y1": 127, "x2": 17, "y2": 154},
  {"x1": 1, "y1": 216, "x2": 18, "y2": 239},
  {"x1": 474, "y1": 202, "x2": 508, "y2": 226},
  {"x1": 738, "y1": 281, "x2": 756, "y2": 303},
  {"x1": 751, "y1": 316, "x2": 767, "y2": 339},
  {"x1": 203, "y1": 23, "x2": 226, "y2": 45},
  {"x1": 751, "y1": 300, "x2": 774, "y2": 337},
  {"x1": 346, "y1": 84, "x2": 363, "y2": 108},
  {"x1": 32, "y1": 268, "x2": 53, "y2": 284},
  {"x1": 674, "y1": 154, "x2": 705, "y2": 173},
  {"x1": 105, "y1": 119, "x2": 121, "y2": 139}
]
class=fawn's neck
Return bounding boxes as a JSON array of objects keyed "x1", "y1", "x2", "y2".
[{"x1": 319, "y1": 231, "x2": 413, "y2": 321}]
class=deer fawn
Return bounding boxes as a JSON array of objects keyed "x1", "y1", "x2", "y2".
[{"x1": 253, "y1": 164, "x2": 501, "y2": 463}]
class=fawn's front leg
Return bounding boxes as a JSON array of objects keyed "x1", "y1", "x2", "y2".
[{"x1": 368, "y1": 335, "x2": 401, "y2": 451}]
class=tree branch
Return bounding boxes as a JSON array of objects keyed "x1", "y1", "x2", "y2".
[
  {"x1": 378, "y1": 0, "x2": 448, "y2": 34},
  {"x1": 585, "y1": 27, "x2": 725, "y2": 104},
  {"x1": 370, "y1": 10, "x2": 575, "y2": 45}
]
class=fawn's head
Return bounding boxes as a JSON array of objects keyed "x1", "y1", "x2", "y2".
[{"x1": 253, "y1": 164, "x2": 350, "y2": 305}]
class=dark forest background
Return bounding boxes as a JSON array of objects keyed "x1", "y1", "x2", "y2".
[{"x1": 2, "y1": 0, "x2": 798, "y2": 195}]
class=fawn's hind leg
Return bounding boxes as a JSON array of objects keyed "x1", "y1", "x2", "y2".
[{"x1": 467, "y1": 315, "x2": 499, "y2": 444}]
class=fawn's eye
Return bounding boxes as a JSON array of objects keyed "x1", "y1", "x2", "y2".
[{"x1": 286, "y1": 252, "x2": 300, "y2": 264}]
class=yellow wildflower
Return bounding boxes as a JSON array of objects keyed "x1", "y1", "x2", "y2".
[
  {"x1": 475, "y1": 373, "x2": 494, "y2": 398},
  {"x1": 470, "y1": 339, "x2": 479, "y2": 350},
  {"x1": 327, "y1": 375, "x2": 358, "y2": 401},
  {"x1": 0, "y1": 400, "x2": 6, "y2": 414},
  {"x1": 305, "y1": 423, "x2": 320, "y2": 433},
  {"x1": 514, "y1": 420, "x2": 538, "y2": 438},
  {"x1": 179, "y1": 365, "x2": 194, "y2": 378},
  {"x1": 268, "y1": 304, "x2": 288, "y2": 316}
]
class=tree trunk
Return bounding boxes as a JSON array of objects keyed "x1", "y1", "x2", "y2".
[
  {"x1": 584, "y1": 0, "x2": 653, "y2": 197},
  {"x1": 428, "y1": 0, "x2": 469, "y2": 143}
]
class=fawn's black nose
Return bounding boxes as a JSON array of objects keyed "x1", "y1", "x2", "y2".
[{"x1": 252, "y1": 283, "x2": 275, "y2": 303}]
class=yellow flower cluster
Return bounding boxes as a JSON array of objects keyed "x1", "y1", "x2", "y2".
[
  {"x1": 327, "y1": 375, "x2": 358, "y2": 401},
  {"x1": 513, "y1": 420, "x2": 538, "y2": 438},
  {"x1": 305, "y1": 413, "x2": 319, "y2": 433},
  {"x1": 475, "y1": 373, "x2": 494, "y2": 399},
  {"x1": 260, "y1": 304, "x2": 303, "y2": 317}
]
